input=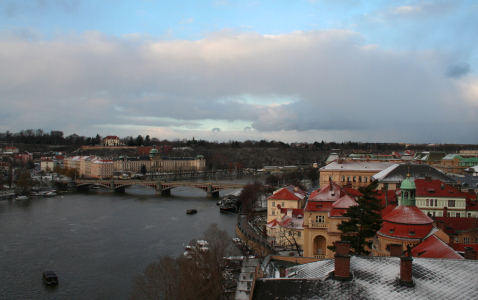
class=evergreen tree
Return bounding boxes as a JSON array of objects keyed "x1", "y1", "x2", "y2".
[{"x1": 330, "y1": 180, "x2": 384, "y2": 255}]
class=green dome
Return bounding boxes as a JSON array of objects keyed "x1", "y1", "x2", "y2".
[
  {"x1": 400, "y1": 176, "x2": 416, "y2": 190},
  {"x1": 149, "y1": 145, "x2": 160, "y2": 158}
]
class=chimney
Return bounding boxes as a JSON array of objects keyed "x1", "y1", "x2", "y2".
[
  {"x1": 279, "y1": 265, "x2": 287, "y2": 278},
  {"x1": 443, "y1": 207, "x2": 448, "y2": 217},
  {"x1": 400, "y1": 256, "x2": 414, "y2": 287},
  {"x1": 449, "y1": 236, "x2": 455, "y2": 250},
  {"x1": 287, "y1": 209, "x2": 293, "y2": 218},
  {"x1": 389, "y1": 244, "x2": 402, "y2": 257},
  {"x1": 334, "y1": 241, "x2": 351, "y2": 279},
  {"x1": 464, "y1": 247, "x2": 475, "y2": 260}
]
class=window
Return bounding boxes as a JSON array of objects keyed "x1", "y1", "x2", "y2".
[
  {"x1": 389, "y1": 228, "x2": 394, "y2": 234},
  {"x1": 447, "y1": 212, "x2": 451, "y2": 217},
  {"x1": 272, "y1": 202, "x2": 275, "y2": 207},
  {"x1": 316, "y1": 215, "x2": 325, "y2": 223},
  {"x1": 364, "y1": 177, "x2": 368, "y2": 183},
  {"x1": 298, "y1": 232, "x2": 301, "y2": 237},
  {"x1": 353, "y1": 176, "x2": 356, "y2": 182},
  {"x1": 359, "y1": 176, "x2": 362, "y2": 183},
  {"x1": 347, "y1": 176, "x2": 351, "y2": 182},
  {"x1": 409, "y1": 228, "x2": 415, "y2": 235},
  {"x1": 448, "y1": 200, "x2": 456, "y2": 207},
  {"x1": 272, "y1": 211, "x2": 275, "y2": 215},
  {"x1": 468, "y1": 213, "x2": 472, "y2": 218},
  {"x1": 282, "y1": 202, "x2": 285, "y2": 207},
  {"x1": 456, "y1": 212, "x2": 460, "y2": 217},
  {"x1": 435, "y1": 199, "x2": 438, "y2": 207},
  {"x1": 426, "y1": 199, "x2": 429, "y2": 206},
  {"x1": 342, "y1": 176, "x2": 345, "y2": 182},
  {"x1": 464, "y1": 237, "x2": 470, "y2": 244}
]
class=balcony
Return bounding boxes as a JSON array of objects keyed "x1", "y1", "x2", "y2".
[
  {"x1": 310, "y1": 222, "x2": 328, "y2": 228},
  {"x1": 314, "y1": 254, "x2": 326, "y2": 259}
]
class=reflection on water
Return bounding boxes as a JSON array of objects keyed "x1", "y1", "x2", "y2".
[{"x1": 0, "y1": 181, "x2": 252, "y2": 300}]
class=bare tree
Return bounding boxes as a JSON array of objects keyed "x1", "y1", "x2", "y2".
[{"x1": 131, "y1": 224, "x2": 238, "y2": 300}]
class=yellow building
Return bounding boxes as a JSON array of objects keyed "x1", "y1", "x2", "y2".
[
  {"x1": 302, "y1": 182, "x2": 358, "y2": 258},
  {"x1": 319, "y1": 161, "x2": 395, "y2": 189}
]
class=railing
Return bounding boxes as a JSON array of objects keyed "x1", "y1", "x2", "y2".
[
  {"x1": 310, "y1": 222, "x2": 328, "y2": 228},
  {"x1": 313, "y1": 254, "x2": 326, "y2": 259}
]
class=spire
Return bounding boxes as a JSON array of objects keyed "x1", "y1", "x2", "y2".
[{"x1": 399, "y1": 174, "x2": 416, "y2": 206}]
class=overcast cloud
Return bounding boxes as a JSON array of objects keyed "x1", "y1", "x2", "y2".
[{"x1": 0, "y1": 0, "x2": 477, "y2": 143}]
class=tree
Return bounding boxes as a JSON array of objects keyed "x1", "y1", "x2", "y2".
[
  {"x1": 140, "y1": 165, "x2": 147, "y2": 177},
  {"x1": 144, "y1": 135, "x2": 151, "y2": 146},
  {"x1": 306, "y1": 167, "x2": 319, "y2": 184},
  {"x1": 131, "y1": 224, "x2": 238, "y2": 300},
  {"x1": 238, "y1": 181, "x2": 264, "y2": 213},
  {"x1": 16, "y1": 171, "x2": 32, "y2": 195},
  {"x1": 265, "y1": 174, "x2": 280, "y2": 186},
  {"x1": 330, "y1": 180, "x2": 384, "y2": 255}
]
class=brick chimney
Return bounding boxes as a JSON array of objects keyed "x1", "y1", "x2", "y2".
[
  {"x1": 279, "y1": 265, "x2": 287, "y2": 278},
  {"x1": 464, "y1": 247, "x2": 475, "y2": 260},
  {"x1": 334, "y1": 241, "x2": 351, "y2": 279},
  {"x1": 400, "y1": 256, "x2": 414, "y2": 287},
  {"x1": 443, "y1": 207, "x2": 448, "y2": 217},
  {"x1": 389, "y1": 244, "x2": 402, "y2": 257},
  {"x1": 449, "y1": 236, "x2": 455, "y2": 250}
]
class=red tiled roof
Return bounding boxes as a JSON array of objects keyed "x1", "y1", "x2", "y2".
[
  {"x1": 379, "y1": 221, "x2": 433, "y2": 239},
  {"x1": 309, "y1": 182, "x2": 346, "y2": 202},
  {"x1": 331, "y1": 195, "x2": 357, "y2": 209},
  {"x1": 344, "y1": 188, "x2": 362, "y2": 197},
  {"x1": 279, "y1": 208, "x2": 304, "y2": 217},
  {"x1": 411, "y1": 235, "x2": 463, "y2": 259},
  {"x1": 384, "y1": 206, "x2": 433, "y2": 225},
  {"x1": 305, "y1": 201, "x2": 334, "y2": 212},
  {"x1": 451, "y1": 243, "x2": 478, "y2": 252},
  {"x1": 381, "y1": 205, "x2": 397, "y2": 218},
  {"x1": 434, "y1": 216, "x2": 478, "y2": 232},
  {"x1": 267, "y1": 186, "x2": 305, "y2": 201},
  {"x1": 415, "y1": 179, "x2": 466, "y2": 198}
]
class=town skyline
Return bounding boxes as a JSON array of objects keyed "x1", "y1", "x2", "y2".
[{"x1": 1, "y1": 1, "x2": 477, "y2": 143}]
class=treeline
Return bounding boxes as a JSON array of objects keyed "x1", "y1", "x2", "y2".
[{"x1": 1, "y1": 128, "x2": 477, "y2": 152}]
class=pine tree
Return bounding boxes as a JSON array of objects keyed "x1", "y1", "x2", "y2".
[{"x1": 331, "y1": 179, "x2": 384, "y2": 255}]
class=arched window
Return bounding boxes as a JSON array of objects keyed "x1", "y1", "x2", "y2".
[
  {"x1": 359, "y1": 176, "x2": 362, "y2": 183},
  {"x1": 364, "y1": 177, "x2": 368, "y2": 183},
  {"x1": 342, "y1": 176, "x2": 345, "y2": 182}
]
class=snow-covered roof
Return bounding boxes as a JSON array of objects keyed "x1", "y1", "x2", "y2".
[
  {"x1": 254, "y1": 256, "x2": 477, "y2": 300},
  {"x1": 321, "y1": 161, "x2": 395, "y2": 171}
]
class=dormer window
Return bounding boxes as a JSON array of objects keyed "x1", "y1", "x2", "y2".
[
  {"x1": 409, "y1": 228, "x2": 415, "y2": 235},
  {"x1": 389, "y1": 227, "x2": 395, "y2": 234}
]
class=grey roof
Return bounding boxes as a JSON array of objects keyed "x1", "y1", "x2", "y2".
[
  {"x1": 455, "y1": 175, "x2": 478, "y2": 188},
  {"x1": 372, "y1": 163, "x2": 457, "y2": 184},
  {"x1": 253, "y1": 256, "x2": 478, "y2": 300},
  {"x1": 321, "y1": 161, "x2": 395, "y2": 171}
]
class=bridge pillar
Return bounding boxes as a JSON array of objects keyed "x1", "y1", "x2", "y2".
[
  {"x1": 207, "y1": 184, "x2": 212, "y2": 197},
  {"x1": 155, "y1": 182, "x2": 163, "y2": 195},
  {"x1": 110, "y1": 180, "x2": 125, "y2": 193},
  {"x1": 110, "y1": 180, "x2": 115, "y2": 192}
]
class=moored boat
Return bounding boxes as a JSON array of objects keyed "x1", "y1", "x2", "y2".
[
  {"x1": 43, "y1": 271, "x2": 58, "y2": 285},
  {"x1": 186, "y1": 209, "x2": 197, "y2": 214}
]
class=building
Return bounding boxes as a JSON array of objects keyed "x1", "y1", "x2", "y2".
[
  {"x1": 319, "y1": 161, "x2": 395, "y2": 189},
  {"x1": 372, "y1": 163, "x2": 457, "y2": 190},
  {"x1": 102, "y1": 135, "x2": 122, "y2": 146},
  {"x1": 90, "y1": 159, "x2": 113, "y2": 179},
  {"x1": 302, "y1": 181, "x2": 358, "y2": 258},
  {"x1": 434, "y1": 215, "x2": 478, "y2": 244},
  {"x1": 113, "y1": 145, "x2": 206, "y2": 174},
  {"x1": 3, "y1": 146, "x2": 19, "y2": 154},
  {"x1": 372, "y1": 175, "x2": 461, "y2": 259},
  {"x1": 414, "y1": 151, "x2": 447, "y2": 168},
  {"x1": 414, "y1": 178, "x2": 476, "y2": 218},
  {"x1": 40, "y1": 159, "x2": 55, "y2": 172},
  {"x1": 266, "y1": 185, "x2": 307, "y2": 223}
]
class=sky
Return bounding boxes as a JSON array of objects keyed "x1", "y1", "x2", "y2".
[{"x1": 0, "y1": 0, "x2": 477, "y2": 144}]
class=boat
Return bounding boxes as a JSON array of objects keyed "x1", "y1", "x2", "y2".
[
  {"x1": 43, "y1": 271, "x2": 58, "y2": 285},
  {"x1": 45, "y1": 191, "x2": 57, "y2": 197},
  {"x1": 15, "y1": 196, "x2": 28, "y2": 201},
  {"x1": 186, "y1": 209, "x2": 198, "y2": 214}
]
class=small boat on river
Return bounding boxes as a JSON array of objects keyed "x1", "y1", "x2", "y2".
[
  {"x1": 186, "y1": 209, "x2": 198, "y2": 214},
  {"x1": 43, "y1": 271, "x2": 58, "y2": 285}
]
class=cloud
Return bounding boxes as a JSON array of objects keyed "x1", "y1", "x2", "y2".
[
  {"x1": 178, "y1": 17, "x2": 194, "y2": 25},
  {"x1": 0, "y1": 29, "x2": 476, "y2": 143},
  {"x1": 446, "y1": 63, "x2": 471, "y2": 78}
]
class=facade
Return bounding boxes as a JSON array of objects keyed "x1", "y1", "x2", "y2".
[
  {"x1": 90, "y1": 160, "x2": 113, "y2": 179},
  {"x1": 114, "y1": 146, "x2": 206, "y2": 174},
  {"x1": 414, "y1": 178, "x2": 476, "y2": 217},
  {"x1": 3, "y1": 146, "x2": 19, "y2": 154},
  {"x1": 102, "y1": 135, "x2": 122, "y2": 146},
  {"x1": 266, "y1": 185, "x2": 307, "y2": 223},
  {"x1": 319, "y1": 161, "x2": 395, "y2": 189},
  {"x1": 40, "y1": 159, "x2": 55, "y2": 172},
  {"x1": 302, "y1": 182, "x2": 358, "y2": 258}
]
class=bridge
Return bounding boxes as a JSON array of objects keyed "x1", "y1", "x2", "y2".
[{"x1": 74, "y1": 179, "x2": 244, "y2": 197}]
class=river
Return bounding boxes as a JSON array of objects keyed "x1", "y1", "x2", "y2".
[{"x1": 0, "y1": 176, "x2": 261, "y2": 300}]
